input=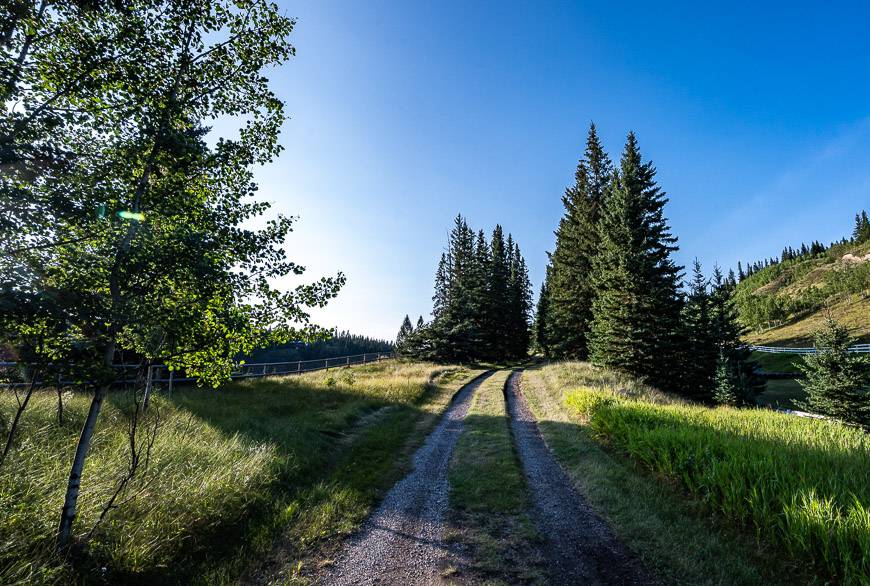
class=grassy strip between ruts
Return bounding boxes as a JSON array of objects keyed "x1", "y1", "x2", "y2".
[
  {"x1": 445, "y1": 370, "x2": 546, "y2": 585},
  {"x1": 520, "y1": 362, "x2": 819, "y2": 585},
  {"x1": 0, "y1": 361, "x2": 482, "y2": 584}
]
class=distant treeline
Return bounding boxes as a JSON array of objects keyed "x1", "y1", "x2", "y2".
[{"x1": 250, "y1": 331, "x2": 394, "y2": 363}]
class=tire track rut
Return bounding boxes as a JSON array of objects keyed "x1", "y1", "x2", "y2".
[
  {"x1": 505, "y1": 371, "x2": 651, "y2": 585},
  {"x1": 320, "y1": 371, "x2": 494, "y2": 585}
]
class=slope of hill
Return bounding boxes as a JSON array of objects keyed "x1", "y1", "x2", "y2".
[{"x1": 735, "y1": 241, "x2": 870, "y2": 346}]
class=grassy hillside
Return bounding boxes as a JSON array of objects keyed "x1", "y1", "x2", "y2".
[
  {"x1": 524, "y1": 362, "x2": 868, "y2": 584},
  {"x1": 735, "y1": 241, "x2": 870, "y2": 346},
  {"x1": 0, "y1": 361, "x2": 480, "y2": 584}
]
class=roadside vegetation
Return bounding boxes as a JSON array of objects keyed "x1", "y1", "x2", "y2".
[
  {"x1": 0, "y1": 362, "x2": 480, "y2": 583},
  {"x1": 446, "y1": 371, "x2": 545, "y2": 584},
  {"x1": 520, "y1": 364, "x2": 816, "y2": 585}
]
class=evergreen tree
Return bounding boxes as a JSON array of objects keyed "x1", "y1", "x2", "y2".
[
  {"x1": 507, "y1": 240, "x2": 533, "y2": 358},
  {"x1": 680, "y1": 259, "x2": 716, "y2": 400},
  {"x1": 798, "y1": 317, "x2": 869, "y2": 428},
  {"x1": 420, "y1": 215, "x2": 533, "y2": 363},
  {"x1": 396, "y1": 315, "x2": 414, "y2": 346},
  {"x1": 534, "y1": 268, "x2": 552, "y2": 357},
  {"x1": 416, "y1": 316, "x2": 425, "y2": 329},
  {"x1": 712, "y1": 352, "x2": 740, "y2": 406},
  {"x1": 547, "y1": 123, "x2": 612, "y2": 359},
  {"x1": 709, "y1": 265, "x2": 765, "y2": 404},
  {"x1": 863, "y1": 210, "x2": 870, "y2": 242},
  {"x1": 485, "y1": 225, "x2": 511, "y2": 358},
  {"x1": 588, "y1": 132, "x2": 683, "y2": 388}
]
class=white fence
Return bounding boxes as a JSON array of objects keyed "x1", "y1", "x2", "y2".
[
  {"x1": 748, "y1": 344, "x2": 870, "y2": 354},
  {"x1": 0, "y1": 352, "x2": 395, "y2": 389}
]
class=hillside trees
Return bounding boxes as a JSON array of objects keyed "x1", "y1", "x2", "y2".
[
  {"x1": 853, "y1": 210, "x2": 870, "y2": 244},
  {"x1": 587, "y1": 132, "x2": 683, "y2": 388},
  {"x1": 1, "y1": 0, "x2": 343, "y2": 549},
  {"x1": 400, "y1": 215, "x2": 531, "y2": 362},
  {"x1": 545, "y1": 124, "x2": 612, "y2": 359}
]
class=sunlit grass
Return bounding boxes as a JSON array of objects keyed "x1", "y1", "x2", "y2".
[
  {"x1": 0, "y1": 360, "x2": 478, "y2": 583},
  {"x1": 562, "y1": 372, "x2": 869, "y2": 583}
]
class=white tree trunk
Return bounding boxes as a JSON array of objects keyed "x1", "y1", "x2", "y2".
[{"x1": 57, "y1": 386, "x2": 107, "y2": 549}]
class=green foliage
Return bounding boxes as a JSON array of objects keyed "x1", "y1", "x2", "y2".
[
  {"x1": 798, "y1": 317, "x2": 870, "y2": 428},
  {"x1": 546, "y1": 123, "x2": 612, "y2": 359},
  {"x1": 1, "y1": 0, "x2": 343, "y2": 388},
  {"x1": 565, "y1": 386, "x2": 870, "y2": 583},
  {"x1": 588, "y1": 132, "x2": 683, "y2": 388}
]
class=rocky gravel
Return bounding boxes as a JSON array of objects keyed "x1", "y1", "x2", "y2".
[
  {"x1": 505, "y1": 371, "x2": 652, "y2": 585},
  {"x1": 319, "y1": 371, "x2": 493, "y2": 585}
]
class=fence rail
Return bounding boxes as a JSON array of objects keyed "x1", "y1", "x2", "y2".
[
  {"x1": 748, "y1": 344, "x2": 870, "y2": 354},
  {"x1": 0, "y1": 352, "x2": 396, "y2": 390}
]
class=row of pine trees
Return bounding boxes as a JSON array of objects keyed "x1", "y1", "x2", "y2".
[
  {"x1": 397, "y1": 216, "x2": 533, "y2": 362},
  {"x1": 536, "y1": 124, "x2": 761, "y2": 403}
]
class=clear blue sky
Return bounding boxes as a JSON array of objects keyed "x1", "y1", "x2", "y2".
[{"x1": 247, "y1": 1, "x2": 870, "y2": 340}]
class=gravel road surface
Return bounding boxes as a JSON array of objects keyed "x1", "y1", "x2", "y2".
[
  {"x1": 505, "y1": 371, "x2": 652, "y2": 585},
  {"x1": 320, "y1": 371, "x2": 493, "y2": 585}
]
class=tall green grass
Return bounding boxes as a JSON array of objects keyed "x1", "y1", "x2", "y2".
[
  {"x1": 565, "y1": 386, "x2": 870, "y2": 583},
  {"x1": 0, "y1": 361, "x2": 475, "y2": 583}
]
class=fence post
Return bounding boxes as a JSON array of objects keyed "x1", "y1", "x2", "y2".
[{"x1": 168, "y1": 370, "x2": 174, "y2": 397}]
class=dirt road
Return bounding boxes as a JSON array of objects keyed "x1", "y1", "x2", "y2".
[
  {"x1": 320, "y1": 371, "x2": 493, "y2": 585},
  {"x1": 504, "y1": 371, "x2": 651, "y2": 585}
]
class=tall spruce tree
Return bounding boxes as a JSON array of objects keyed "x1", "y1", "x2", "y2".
[
  {"x1": 534, "y1": 267, "x2": 552, "y2": 357},
  {"x1": 396, "y1": 315, "x2": 413, "y2": 346},
  {"x1": 588, "y1": 132, "x2": 683, "y2": 387},
  {"x1": 547, "y1": 123, "x2": 612, "y2": 359},
  {"x1": 485, "y1": 225, "x2": 511, "y2": 358},
  {"x1": 681, "y1": 259, "x2": 716, "y2": 400},
  {"x1": 507, "y1": 241, "x2": 533, "y2": 358}
]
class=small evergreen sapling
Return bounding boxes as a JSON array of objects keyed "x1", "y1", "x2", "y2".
[{"x1": 798, "y1": 317, "x2": 870, "y2": 428}]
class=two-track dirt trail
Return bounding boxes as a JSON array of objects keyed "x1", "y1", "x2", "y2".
[
  {"x1": 321, "y1": 371, "x2": 494, "y2": 585},
  {"x1": 504, "y1": 371, "x2": 651, "y2": 585}
]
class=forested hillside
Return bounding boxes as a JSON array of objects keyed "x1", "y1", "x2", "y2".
[{"x1": 734, "y1": 211, "x2": 870, "y2": 346}]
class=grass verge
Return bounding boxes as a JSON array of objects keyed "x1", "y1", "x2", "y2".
[
  {"x1": 445, "y1": 370, "x2": 545, "y2": 585},
  {"x1": 0, "y1": 361, "x2": 481, "y2": 584},
  {"x1": 520, "y1": 363, "x2": 816, "y2": 585},
  {"x1": 565, "y1": 384, "x2": 868, "y2": 583}
]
